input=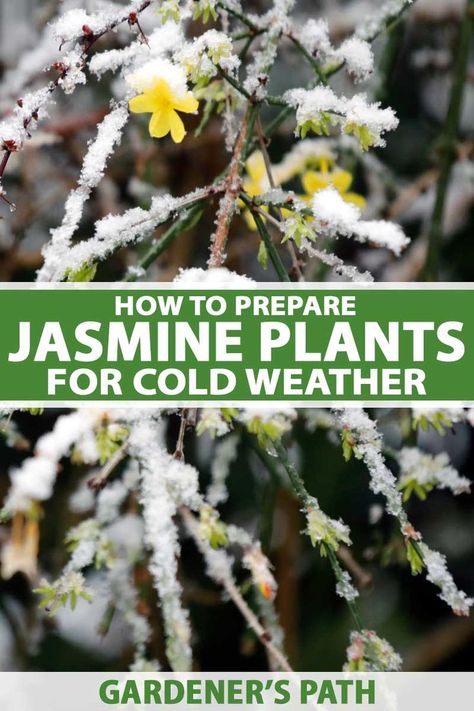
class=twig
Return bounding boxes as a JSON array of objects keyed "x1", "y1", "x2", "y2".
[
  {"x1": 337, "y1": 545, "x2": 373, "y2": 590},
  {"x1": 217, "y1": 1, "x2": 260, "y2": 33},
  {"x1": 269, "y1": 439, "x2": 365, "y2": 632},
  {"x1": 209, "y1": 108, "x2": 254, "y2": 267},
  {"x1": 124, "y1": 192, "x2": 221, "y2": 280},
  {"x1": 424, "y1": 0, "x2": 474, "y2": 280},
  {"x1": 180, "y1": 506, "x2": 293, "y2": 673},
  {"x1": 217, "y1": 65, "x2": 253, "y2": 100},
  {"x1": 254, "y1": 115, "x2": 303, "y2": 280},
  {"x1": 0, "y1": 1, "x2": 152, "y2": 194},
  {"x1": 286, "y1": 34, "x2": 328, "y2": 84},
  {"x1": 88, "y1": 442, "x2": 128, "y2": 490},
  {"x1": 240, "y1": 194, "x2": 290, "y2": 282}
]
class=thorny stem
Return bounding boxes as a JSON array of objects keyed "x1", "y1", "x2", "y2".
[
  {"x1": 424, "y1": 0, "x2": 474, "y2": 280},
  {"x1": 180, "y1": 506, "x2": 293, "y2": 673}
]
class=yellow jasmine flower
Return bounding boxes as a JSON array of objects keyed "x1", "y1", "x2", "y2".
[
  {"x1": 242, "y1": 151, "x2": 271, "y2": 230},
  {"x1": 301, "y1": 156, "x2": 366, "y2": 209},
  {"x1": 129, "y1": 78, "x2": 199, "y2": 144},
  {"x1": 243, "y1": 151, "x2": 269, "y2": 198}
]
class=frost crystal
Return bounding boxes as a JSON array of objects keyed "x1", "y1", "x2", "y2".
[
  {"x1": 207, "y1": 434, "x2": 239, "y2": 506},
  {"x1": 297, "y1": 19, "x2": 332, "y2": 58},
  {"x1": 285, "y1": 86, "x2": 345, "y2": 130},
  {"x1": 398, "y1": 447, "x2": 471, "y2": 497},
  {"x1": 420, "y1": 543, "x2": 473, "y2": 616},
  {"x1": 174, "y1": 266, "x2": 255, "y2": 287},
  {"x1": 343, "y1": 94, "x2": 399, "y2": 148},
  {"x1": 130, "y1": 418, "x2": 201, "y2": 670},
  {"x1": 344, "y1": 630, "x2": 402, "y2": 671},
  {"x1": 337, "y1": 38, "x2": 374, "y2": 82},
  {"x1": 5, "y1": 411, "x2": 100, "y2": 513},
  {"x1": 336, "y1": 571, "x2": 359, "y2": 602},
  {"x1": 311, "y1": 187, "x2": 409, "y2": 255},
  {"x1": 38, "y1": 104, "x2": 129, "y2": 282},
  {"x1": 312, "y1": 186, "x2": 361, "y2": 236}
]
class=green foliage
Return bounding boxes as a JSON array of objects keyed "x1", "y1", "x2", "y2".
[
  {"x1": 282, "y1": 215, "x2": 315, "y2": 247},
  {"x1": 406, "y1": 540, "x2": 425, "y2": 575},
  {"x1": 257, "y1": 240, "x2": 268, "y2": 269},
  {"x1": 96, "y1": 424, "x2": 129, "y2": 465},
  {"x1": 34, "y1": 572, "x2": 93, "y2": 616},
  {"x1": 343, "y1": 122, "x2": 376, "y2": 151},
  {"x1": 340, "y1": 428, "x2": 356, "y2": 462},
  {"x1": 398, "y1": 478, "x2": 434, "y2": 502},
  {"x1": 64, "y1": 262, "x2": 97, "y2": 283},
  {"x1": 199, "y1": 505, "x2": 229, "y2": 549}
]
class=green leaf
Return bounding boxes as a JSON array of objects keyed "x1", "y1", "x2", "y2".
[
  {"x1": 257, "y1": 240, "x2": 269, "y2": 269},
  {"x1": 65, "y1": 262, "x2": 97, "y2": 283},
  {"x1": 406, "y1": 540, "x2": 424, "y2": 575},
  {"x1": 341, "y1": 429, "x2": 355, "y2": 462}
]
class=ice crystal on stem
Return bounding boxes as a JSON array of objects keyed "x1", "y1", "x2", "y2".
[
  {"x1": 130, "y1": 418, "x2": 200, "y2": 670},
  {"x1": 38, "y1": 104, "x2": 129, "y2": 282},
  {"x1": 335, "y1": 408, "x2": 473, "y2": 616},
  {"x1": 344, "y1": 630, "x2": 402, "y2": 672},
  {"x1": 419, "y1": 543, "x2": 473, "y2": 617},
  {"x1": 398, "y1": 447, "x2": 471, "y2": 499}
]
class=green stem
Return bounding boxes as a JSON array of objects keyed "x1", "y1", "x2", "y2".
[
  {"x1": 271, "y1": 439, "x2": 365, "y2": 631},
  {"x1": 325, "y1": 545, "x2": 363, "y2": 631},
  {"x1": 424, "y1": 0, "x2": 473, "y2": 280},
  {"x1": 240, "y1": 196, "x2": 290, "y2": 282},
  {"x1": 272, "y1": 439, "x2": 311, "y2": 505},
  {"x1": 287, "y1": 34, "x2": 328, "y2": 84},
  {"x1": 375, "y1": 17, "x2": 404, "y2": 102},
  {"x1": 217, "y1": 1, "x2": 260, "y2": 33},
  {"x1": 265, "y1": 94, "x2": 289, "y2": 107},
  {"x1": 217, "y1": 65, "x2": 253, "y2": 100},
  {"x1": 125, "y1": 203, "x2": 204, "y2": 281}
]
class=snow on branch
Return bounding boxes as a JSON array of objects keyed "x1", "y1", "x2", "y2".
[{"x1": 38, "y1": 103, "x2": 129, "y2": 281}]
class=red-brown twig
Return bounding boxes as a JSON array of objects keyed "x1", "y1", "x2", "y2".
[
  {"x1": 0, "y1": 0, "x2": 152, "y2": 205},
  {"x1": 208, "y1": 110, "x2": 250, "y2": 267}
]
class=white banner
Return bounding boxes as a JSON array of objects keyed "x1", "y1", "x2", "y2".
[{"x1": 0, "y1": 672, "x2": 469, "y2": 711}]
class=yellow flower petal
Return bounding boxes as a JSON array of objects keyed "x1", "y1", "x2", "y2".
[
  {"x1": 243, "y1": 178, "x2": 261, "y2": 198},
  {"x1": 331, "y1": 170, "x2": 353, "y2": 193},
  {"x1": 318, "y1": 156, "x2": 331, "y2": 174},
  {"x1": 302, "y1": 170, "x2": 329, "y2": 195},
  {"x1": 129, "y1": 92, "x2": 158, "y2": 114},
  {"x1": 246, "y1": 151, "x2": 266, "y2": 184},
  {"x1": 343, "y1": 192, "x2": 366, "y2": 209},
  {"x1": 153, "y1": 78, "x2": 174, "y2": 104},
  {"x1": 244, "y1": 210, "x2": 257, "y2": 231},
  {"x1": 169, "y1": 110, "x2": 186, "y2": 143},
  {"x1": 173, "y1": 93, "x2": 199, "y2": 113},
  {"x1": 149, "y1": 110, "x2": 171, "y2": 138}
]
